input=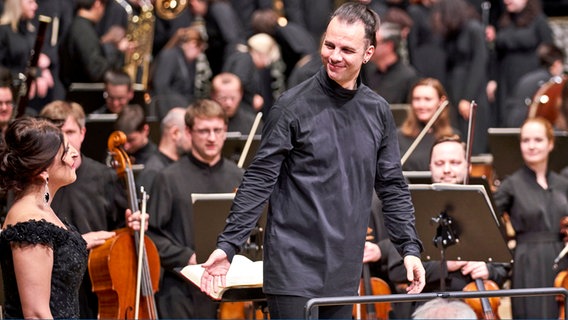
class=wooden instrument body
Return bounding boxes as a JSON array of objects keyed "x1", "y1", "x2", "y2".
[
  {"x1": 219, "y1": 302, "x2": 266, "y2": 319},
  {"x1": 89, "y1": 227, "x2": 161, "y2": 319},
  {"x1": 463, "y1": 279, "x2": 500, "y2": 319},
  {"x1": 528, "y1": 74, "x2": 568, "y2": 127},
  {"x1": 353, "y1": 274, "x2": 392, "y2": 320}
]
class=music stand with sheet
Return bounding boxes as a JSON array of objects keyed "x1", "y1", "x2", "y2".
[
  {"x1": 222, "y1": 134, "x2": 261, "y2": 168},
  {"x1": 488, "y1": 128, "x2": 568, "y2": 180},
  {"x1": 409, "y1": 183, "x2": 513, "y2": 290}
]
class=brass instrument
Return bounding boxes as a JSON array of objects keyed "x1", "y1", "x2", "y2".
[
  {"x1": 116, "y1": 0, "x2": 155, "y2": 89},
  {"x1": 155, "y1": 0, "x2": 188, "y2": 20}
]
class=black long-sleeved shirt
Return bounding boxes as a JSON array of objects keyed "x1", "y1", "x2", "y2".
[{"x1": 218, "y1": 67, "x2": 422, "y2": 298}]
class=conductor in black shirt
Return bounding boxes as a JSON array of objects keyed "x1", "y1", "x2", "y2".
[{"x1": 200, "y1": 3, "x2": 425, "y2": 319}]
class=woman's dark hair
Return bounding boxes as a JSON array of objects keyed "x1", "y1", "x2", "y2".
[{"x1": 0, "y1": 117, "x2": 63, "y2": 195}]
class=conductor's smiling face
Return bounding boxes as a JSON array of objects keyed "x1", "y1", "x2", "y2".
[{"x1": 321, "y1": 17, "x2": 374, "y2": 90}]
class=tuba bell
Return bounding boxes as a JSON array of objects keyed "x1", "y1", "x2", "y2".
[{"x1": 155, "y1": 0, "x2": 188, "y2": 20}]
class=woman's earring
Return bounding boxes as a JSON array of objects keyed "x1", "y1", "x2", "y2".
[{"x1": 44, "y1": 178, "x2": 50, "y2": 204}]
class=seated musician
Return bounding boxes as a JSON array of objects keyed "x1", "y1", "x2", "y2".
[
  {"x1": 367, "y1": 135, "x2": 510, "y2": 318},
  {"x1": 146, "y1": 99, "x2": 244, "y2": 319},
  {"x1": 398, "y1": 78, "x2": 459, "y2": 171}
]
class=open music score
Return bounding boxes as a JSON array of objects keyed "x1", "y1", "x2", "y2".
[{"x1": 179, "y1": 255, "x2": 263, "y2": 300}]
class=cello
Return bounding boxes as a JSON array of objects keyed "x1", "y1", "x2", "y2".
[
  {"x1": 461, "y1": 101, "x2": 501, "y2": 319},
  {"x1": 352, "y1": 228, "x2": 392, "y2": 320},
  {"x1": 528, "y1": 74, "x2": 568, "y2": 128},
  {"x1": 88, "y1": 131, "x2": 161, "y2": 319}
]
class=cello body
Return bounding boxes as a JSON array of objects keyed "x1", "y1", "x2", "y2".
[
  {"x1": 88, "y1": 131, "x2": 161, "y2": 319},
  {"x1": 89, "y1": 228, "x2": 161, "y2": 319}
]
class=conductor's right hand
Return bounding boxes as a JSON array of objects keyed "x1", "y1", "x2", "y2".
[{"x1": 200, "y1": 249, "x2": 231, "y2": 299}]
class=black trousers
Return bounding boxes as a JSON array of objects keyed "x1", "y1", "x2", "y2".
[{"x1": 266, "y1": 294, "x2": 353, "y2": 319}]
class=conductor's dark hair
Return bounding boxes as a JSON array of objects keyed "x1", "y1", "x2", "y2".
[
  {"x1": 330, "y1": 2, "x2": 380, "y2": 47},
  {"x1": 0, "y1": 117, "x2": 63, "y2": 195}
]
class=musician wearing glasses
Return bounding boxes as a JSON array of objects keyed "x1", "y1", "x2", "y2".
[
  {"x1": 146, "y1": 99, "x2": 243, "y2": 319},
  {"x1": 92, "y1": 69, "x2": 134, "y2": 115}
]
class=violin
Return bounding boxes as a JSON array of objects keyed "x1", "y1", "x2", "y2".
[
  {"x1": 88, "y1": 131, "x2": 161, "y2": 319},
  {"x1": 352, "y1": 228, "x2": 392, "y2": 320}
]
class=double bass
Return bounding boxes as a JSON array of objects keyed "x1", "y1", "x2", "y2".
[{"x1": 88, "y1": 131, "x2": 161, "y2": 319}]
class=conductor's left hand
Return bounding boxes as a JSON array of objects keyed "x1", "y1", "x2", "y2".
[
  {"x1": 404, "y1": 255, "x2": 425, "y2": 294},
  {"x1": 200, "y1": 249, "x2": 231, "y2": 299}
]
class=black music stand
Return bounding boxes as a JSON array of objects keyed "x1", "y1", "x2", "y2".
[
  {"x1": 222, "y1": 133, "x2": 262, "y2": 168},
  {"x1": 191, "y1": 193, "x2": 267, "y2": 264},
  {"x1": 190, "y1": 193, "x2": 269, "y2": 315},
  {"x1": 66, "y1": 82, "x2": 147, "y2": 114},
  {"x1": 488, "y1": 128, "x2": 568, "y2": 180},
  {"x1": 409, "y1": 183, "x2": 513, "y2": 291}
]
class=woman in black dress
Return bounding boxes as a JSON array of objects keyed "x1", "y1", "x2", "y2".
[
  {"x1": 494, "y1": 117, "x2": 568, "y2": 319},
  {"x1": 0, "y1": 117, "x2": 84, "y2": 318}
]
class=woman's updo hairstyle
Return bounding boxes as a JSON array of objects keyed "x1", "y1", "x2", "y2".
[{"x1": 0, "y1": 117, "x2": 64, "y2": 195}]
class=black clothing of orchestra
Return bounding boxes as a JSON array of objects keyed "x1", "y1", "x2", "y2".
[
  {"x1": 59, "y1": 16, "x2": 122, "y2": 89},
  {"x1": 217, "y1": 67, "x2": 422, "y2": 298},
  {"x1": 35, "y1": 0, "x2": 75, "y2": 101},
  {"x1": 493, "y1": 11, "x2": 553, "y2": 125},
  {"x1": 406, "y1": 3, "x2": 446, "y2": 83},
  {"x1": 50, "y1": 155, "x2": 127, "y2": 319},
  {"x1": 287, "y1": 52, "x2": 322, "y2": 89},
  {"x1": 443, "y1": 19, "x2": 490, "y2": 155},
  {"x1": 282, "y1": 0, "x2": 335, "y2": 44},
  {"x1": 147, "y1": 153, "x2": 243, "y2": 318},
  {"x1": 223, "y1": 49, "x2": 263, "y2": 113},
  {"x1": 398, "y1": 130, "x2": 435, "y2": 172},
  {"x1": 228, "y1": 0, "x2": 272, "y2": 38},
  {"x1": 503, "y1": 67, "x2": 551, "y2": 128},
  {"x1": 129, "y1": 140, "x2": 158, "y2": 166},
  {"x1": 228, "y1": 107, "x2": 262, "y2": 135},
  {"x1": 0, "y1": 220, "x2": 88, "y2": 319},
  {"x1": 153, "y1": 9, "x2": 193, "y2": 56},
  {"x1": 272, "y1": 21, "x2": 318, "y2": 80},
  {"x1": 363, "y1": 59, "x2": 419, "y2": 104},
  {"x1": 494, "y1": 165, "x2": 568, "y2": 319},
  {"x1": 0, "y1": 21, "x2": 33, "y2": 77},
  {"x1": 199, "y1": 1, "x2": 245, "y2": 76},
  {"x1": 151, "y1": 46, "x2": 211, "y2": 107},
  {"x1": 136, "y1": 151, "x2": 175, "y2": 191},
  {"x1": 95, "y1": 0, "x2": 128, "y2": 38}
]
